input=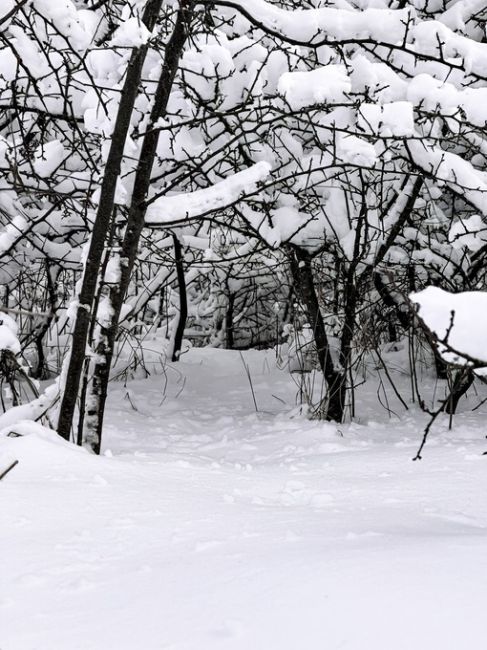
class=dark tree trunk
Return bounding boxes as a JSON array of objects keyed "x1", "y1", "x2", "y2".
[
  {"x1": 225, "y1": 291, "x2": 235, "y2": 350},
  {"x1": 338, "y1": 188, "x2": 367, "y2": 413},
  {"x1": 171, "y1": 234, "x2": 188, "y2": 362},
  {"x1": 288, "y1": 246, "x2": 345, "y2": 422},
  {"x1": 56, "y1": 0, "x2": 164, "y2": 443},
  {"x1": 84, "y1": 2, "x2": 194, "y2": 452},
  {"x1": 32, "y1": 309, "x2": 54, "y2": 380},
  {"x1": 29, "y1": 262, "x2": 59, "y2": 380},
  {"x1": 387, "y1": 319, "x2": 397, "y2": 343}
]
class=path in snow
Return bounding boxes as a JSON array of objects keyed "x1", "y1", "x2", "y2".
[{"x1": 2, "y1": 349, "x2": 487, "y2": 649}]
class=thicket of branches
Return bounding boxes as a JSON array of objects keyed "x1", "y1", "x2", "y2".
[{"x1": 1, "y1": 0, "x2": 487, "y2": 452}]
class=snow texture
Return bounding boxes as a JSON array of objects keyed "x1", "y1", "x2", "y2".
[
  {"x1": 278, "y1": 65, "x2": 351, "y2": 109},
  {"x1": 2, "y1": 348, "x2": 487, "y2": 650}
]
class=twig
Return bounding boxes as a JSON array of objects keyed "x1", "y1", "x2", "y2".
[
  {"x1": 125, "y1": 390, "x2": 139, "y2": 412},
  {"x1": 373, "y1": 347, "x2": 409, "y2": 410},
  {"x1": 413, "y1": 405, "x2": 444, "y2": 461},
  {"x1": 239, "y1": 351, "x2": 258, "y2": 412},
  {"x1": 0, "y1": 459, "x2": 19, "y2": 481}
]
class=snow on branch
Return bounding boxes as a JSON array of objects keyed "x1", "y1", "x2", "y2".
[
  {"x1": 407, "y1": 140, "x2": 487, "y2": 215},
  {"x1": 278, "y1": 65, "x2": 351, "y2": 110},
  {"x1": 412, "y1": 19, "x2": 487, "y2": 78},
  {"x1": 145, "y1": 162, "x2": 271, "y2": 226},
  {"x1": 211, "y1": 0, "x2": 411, "y2": 46},
  {"x1": 407, "y1": 74, "x2": 487, "y2": 128},
  {"x1": 213, "y1": 1, "x2": 487, "y2": 82},
  {"x1": 31, "y1": 0, "x2": 101, "y2": 52},
  {"x1": 410, "y1": 287, "x2": 487, "y2": 372},
  {"x1": 0, "y1": 383, "x2": 58, "y2": 435}
]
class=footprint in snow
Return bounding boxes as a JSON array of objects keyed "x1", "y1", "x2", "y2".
[{"x1": 279, "y1": 481, "x2": 334, "y2": 508}]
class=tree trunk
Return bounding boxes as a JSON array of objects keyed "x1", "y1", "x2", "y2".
[
  {"x1": 83, "y1": 2, "x2": 194, "y2": 452},
  {"x1": 225, "y1": 291, "x2": 235, "y2": 349},
  {"x1": 56, "y1": 0, "x2": 164, "y2": 443},
  {"x1": 288, "y1": 246, "x2": 345, "y2": 422},
  {"x1": 171, "y1": 234, "x2": 188, "y2": 362},
  {"x1": 30, "y1": 262, "x2": 59, "y2": 380}
]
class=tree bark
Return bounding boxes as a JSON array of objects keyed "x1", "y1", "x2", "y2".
[
  {"x1": 57, "y1": 2, "x2": 164, "y2": 441},
  {"x1": 170, "y1": 234, "x2": 188, "y2": 362},
  {"x1": 225, "y1": 291, "x2": 235, "y2": 350},
  {"x1": 83, "y1": 2, "x2": 194, "y2": 452},
  {"x1": 288, "y1": 246, "x2": 345, "y2": 422}
]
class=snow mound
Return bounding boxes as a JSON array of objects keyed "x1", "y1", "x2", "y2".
[{"x1": 0, "y1": 421, "x2": 93, "y2": 476}]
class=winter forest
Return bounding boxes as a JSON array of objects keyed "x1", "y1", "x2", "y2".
[{"x1": 2, "y1": 0, "x2": 487, "y2": 648}]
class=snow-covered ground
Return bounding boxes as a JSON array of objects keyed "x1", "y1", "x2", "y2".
[{"x1": 2, "y1": 348, "x2": 487, "y2": 650}]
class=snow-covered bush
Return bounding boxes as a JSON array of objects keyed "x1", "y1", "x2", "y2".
[{"x1": 2, "y1": 0, "x2": 487, "y2": 448}]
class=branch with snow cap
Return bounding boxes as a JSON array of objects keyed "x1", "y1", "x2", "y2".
[
  {"x1": 206, "y1": 1, "x2": 487, "y2": 84},
  {"x1": 410, "y1": 287, "x2": 487, "y2": 374},
  {"x1": 0, "y1": 383, "x2": 58, "y2": 436},
  {"x1": 408, "y1": 286, "x2": 487, "y2": 459},
  {"x1": 206, "y1": 1, "x2": 412, "y2": 47},
  {"x1": 145, "y1": 161, "x2": 271, "y2": 226},
  {"x1": 406, "y1": 140, "x2": 487, "y2": 216}
]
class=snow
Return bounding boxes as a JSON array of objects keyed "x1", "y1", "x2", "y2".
[
  {"x1": 448, "y1": 214, "x2": 487, "y2": 251},
  {"x1": 407, "y1": 74, "x2": 487, "y2": 127},
  {"x1": 359, "y1": 101, "x2": 415, "y2": 137},
  {"x1": 0, "y1": 381, "x2": 59, "y2": 432},
  {"x1": 226, "y1": 1, "x2": 412, "y2": 46},
  {"x1": 412, "y1": 19, "x2": 487, "y2": 78},
  {"x1": 3, "y1": 348, "x2": 487, "y2": 649},
  {"x1": 31, "y1": 0, "x2": 98, "y2": 51},
  {"x1": 278, "y1": 65, "x2": 351, "y2": 109},
  {"x1": 0, "y1": 0, "x2": 15, "y2": 24},
  {"x1": 407, "y1": 140, "x2": 487, "y2": 215},
  {"x1": 32, "y1": 140, "x2": 65, "y2": 178},
  {"x1": 439, "y1": 0, "x2": 486, "y2": 33},
  {"x1": 0, "y1": 311, "x2": 20, "y2": 354},
  {"x1": 0, "y1": 215, "x2": 28, "y2": 255},
  {"x1": 410, "y1": 286, "x2": 487, "y2": 367},
  {"x1": 146, "y1": 162, "x2": 272, "y2": 225},
  {"x1": 338, "y1": 133, "x2": 377, "y2": 166},
  {"x1": 4, "y1": 0, "x2": 487, "y2": 646},
  {"x1": 110, "y1": 17, "x2": 152, "y2": 48},
  {"x1": 7, "y1": 25, "x2": 46, "y2": 79}
]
